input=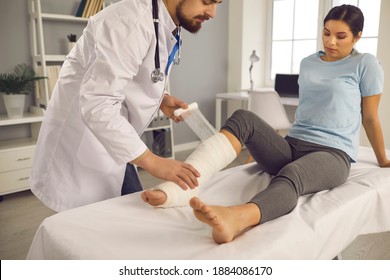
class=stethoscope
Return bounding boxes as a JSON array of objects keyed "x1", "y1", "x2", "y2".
[{"x1": 151, "y1": 0, "x2": 181, "y2": 83}]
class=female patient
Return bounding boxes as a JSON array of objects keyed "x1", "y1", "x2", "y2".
[{"x1": 142, "y1": 4, "x2": 389, "y2": 244}]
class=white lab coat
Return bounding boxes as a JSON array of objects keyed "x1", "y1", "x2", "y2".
[{"x1": 30, "y1": 0, "x2": 178, "y2": 212}]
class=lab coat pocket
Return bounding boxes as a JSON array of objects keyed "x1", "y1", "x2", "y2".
[{"x1": 77, "y1": 129, "x2": 116, "y2": 172}]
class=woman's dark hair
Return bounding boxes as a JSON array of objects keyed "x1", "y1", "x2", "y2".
[{"x1": 324, "y1": 4, "x2": 364, "y2": 37}]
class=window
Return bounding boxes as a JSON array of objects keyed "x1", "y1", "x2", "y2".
[
  {"x1": 269, "y1": 0, "x2": 381, "y2": 81},
  {"x1": 270, "y1": 0, "x2": 320, "y2": 78},
  {"x1": 332, "y1": 0, "x2": 381, "y2": 55}
]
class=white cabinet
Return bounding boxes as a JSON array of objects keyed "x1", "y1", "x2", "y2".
[{"x1": 0, "y1": 108, "x2": 43, "y2": 196}]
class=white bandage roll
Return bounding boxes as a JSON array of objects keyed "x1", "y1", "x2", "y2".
[
  {"x1": 174, "y1": 102, "x2": 199, "y2": 117},
  {"x1": 174, "y1": 102, "x2": 218, "y2": 142},
  {"x1": 154, "y1": 132, "x2": 237, "y2": 207}
]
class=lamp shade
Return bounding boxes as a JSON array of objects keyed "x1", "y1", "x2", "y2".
[{"x1": 249, "y1": 50, "x2": 260, "y2": 63}]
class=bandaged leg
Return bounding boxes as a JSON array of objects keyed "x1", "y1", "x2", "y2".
[{"x1": 154, "y1": 132, "x2": 237, "y2": 207}]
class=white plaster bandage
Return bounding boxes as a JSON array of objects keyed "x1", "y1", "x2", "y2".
[{"x1": 154, "y1": 132, "x2": 237, "y2": 207}]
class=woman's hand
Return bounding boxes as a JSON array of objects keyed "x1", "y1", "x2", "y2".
[
  {"x1": 379, "y1": 158, "x2": 390, "y2": 168},
  {"x1": 160, "y1": 94, "x2": 187, "y2": 123}
]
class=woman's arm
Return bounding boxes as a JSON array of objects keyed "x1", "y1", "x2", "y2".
[{"x1": 361, "y1": 94, "x2": 390, "y2": 167}]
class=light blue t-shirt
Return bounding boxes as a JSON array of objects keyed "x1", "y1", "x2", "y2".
[{"x1": 288, "y1": 50, "x2": 384, "y2": 162}]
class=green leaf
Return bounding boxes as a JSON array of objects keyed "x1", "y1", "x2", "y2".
[{"x1": 0, "y1": 63, "x2": 47, "y2": 95}]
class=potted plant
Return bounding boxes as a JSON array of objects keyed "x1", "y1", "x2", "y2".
[
  {"x1": 67, "y1": 33, "x2": 77, "y2": 53},
  {"x1": 0, "y1": 63, "x2": 46, "y2": 118}
]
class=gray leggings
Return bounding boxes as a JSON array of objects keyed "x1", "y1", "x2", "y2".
[{"x1": 222, "y1": 109, "x2": 351, "y2": 224}]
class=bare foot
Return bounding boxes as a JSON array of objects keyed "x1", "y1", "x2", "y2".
[
  {"x1": 141, "y1": 190, "x2": 167, "y2": 206},
  {"x1": 189, "y1": 197, "x2": 261, "y2": 244}
]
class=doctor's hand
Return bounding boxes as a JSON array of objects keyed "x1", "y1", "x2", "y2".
[
  {"x1": 133, "y1": 150, "x2": 200, "y2": 190},
  {"x1": 160, "y1": 94, "x2": 188, "y2": 123}
]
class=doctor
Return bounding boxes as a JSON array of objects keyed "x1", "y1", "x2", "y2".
[{"x1": 30, "y1": 0, "x2": 222, "y2": 212}]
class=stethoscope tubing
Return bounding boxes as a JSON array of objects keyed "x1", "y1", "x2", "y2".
[
  {"x1": 151, "y1": 0, "x2": 164, "y2": 83},
  {"x1": 151, "y1": 0, "x2": 181, "y2": 83},
  {"x1": 152, "y1": 0, "x2": 161, "y2": 71}
]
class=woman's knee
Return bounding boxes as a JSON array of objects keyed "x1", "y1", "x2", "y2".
[
  {"x1": 273, "y1": 164, "x2": 304, "y2": 196},
  {"x1": 222, "y1": 109, "x2": 256, "y2": 142},
  {"x1": 232, "y1": 109, "x2": 255, "y2": 119}
]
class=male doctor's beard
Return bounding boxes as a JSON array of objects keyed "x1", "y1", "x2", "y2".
[{"x1": 176, "y1": 1, "x2": 205, "y2": 33}]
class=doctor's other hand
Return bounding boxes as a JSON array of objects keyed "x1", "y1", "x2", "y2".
[
  {"x1": 133, "y1": 149, "x2": 200, "y2": 190},
  {"x1": 160, "y1": 94, "x2": 188, "y2": 123}
]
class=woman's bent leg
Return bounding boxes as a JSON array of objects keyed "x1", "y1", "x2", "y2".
[
  {"x1": 250, "y1": 148, "x2": 351, "y2": 224},
  {"x1": 223, "y1": 109, "x2": 293, "y2": 175}
]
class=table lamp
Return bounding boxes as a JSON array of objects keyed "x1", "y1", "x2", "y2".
[{"x1": 249, "y1": 50, "x2": 260, "y2": 90}]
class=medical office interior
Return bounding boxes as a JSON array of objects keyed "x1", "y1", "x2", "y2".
[{"x1": 0, "y1": 0, "x2": 390, "y2": 260}]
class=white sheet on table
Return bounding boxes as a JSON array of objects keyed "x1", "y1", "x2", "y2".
[{"x1": 27, "y1": 147, "x2": 390, "y2": 259}]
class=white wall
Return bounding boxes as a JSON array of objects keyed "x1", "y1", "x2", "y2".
[
  {"x1": 227, "y1": 0, "x2": 243, "y2": 92},
  {"x1": 228, "y1": 0, "x2": 268, "y2": 91},
  {"x1": 169, "y1": 1, "x2": 229, "y2": 145},
  {"x1": 226, "y1": 0, "x2": 268, "y2": 120}
]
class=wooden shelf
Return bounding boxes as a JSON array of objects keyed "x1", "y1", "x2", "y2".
[
  {"x1": 33, "y1": 55, "x2": 67, "y2": 62},
  {"x1": 0, "y1": 137, "x2": 37, "y2": 150},
  {"x1": 40, "y1": 13, "x2": 89, "y2": 23},
  {"x1": 0, "y1": 113, "x2": 44, "y2": 127},
  {"x1": 144, "y1": 125, "x2": 172, "y2": 132}
]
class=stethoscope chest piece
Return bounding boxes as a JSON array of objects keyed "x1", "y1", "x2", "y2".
[{"x1": 151, "y1": 68, "x2": 164, "y2": 83}]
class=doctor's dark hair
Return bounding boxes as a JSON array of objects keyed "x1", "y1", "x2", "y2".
[{"x1": 324, "y1": 4, "x2": 364, "y2": 37}]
